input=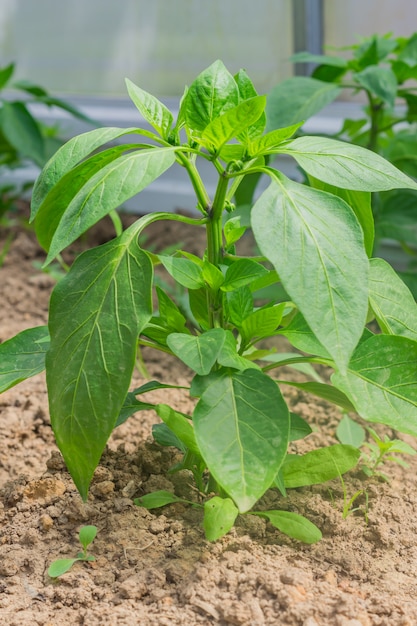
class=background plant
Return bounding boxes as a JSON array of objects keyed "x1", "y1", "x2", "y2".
[
  {"x1": 266, "y1": 32, "x2": 417, "y2": 293},
  {"x1": 1, "y1": 60, "x2": 417, "y2": 542}
]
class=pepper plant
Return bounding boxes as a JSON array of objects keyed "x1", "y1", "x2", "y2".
[{"x1": 2, "y1": 60, "x2": 417, "y2": 542}]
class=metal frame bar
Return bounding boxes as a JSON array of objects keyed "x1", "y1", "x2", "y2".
[{"x1": 293, "y1": 0, "x2": 324, "y2": 75}]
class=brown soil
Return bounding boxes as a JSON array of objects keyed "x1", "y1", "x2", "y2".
[{"x1": 1, "y1": 210, "x2": 417, "y2": 626}]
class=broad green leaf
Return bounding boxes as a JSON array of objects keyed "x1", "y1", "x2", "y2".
[
  {"x1": 79, "y1": 526, "x2": 97, "y2": 550},
  {"x1": 279, "y1": 136, "x2": 417, "y2": 191},
  {"x1": 252, "y1": 176, "x2": 368, "y2": 373},
  {"x1": 253, "y1": 510, "x2": 322, "y2": 544},
  {"x1": 125, "y1": 78, "x2": 173, "y2": 139},
  {"x1": 234, "y1": 68, "x2": 266, "y2": 138},
  {"x1": 152, "y1": 423, "x2": 187, "y2": 453},
  {"x1": 43, "y1": 148, "x2": 176, "y2": 264},
  {"x1": 185, "y1": 60, "x2": 239, "y2": 134},
  {"x1": 204, "y1": 497, "x2": 239, "y2": 541},
  {"x1": 0, "y1": 326, "x2": 49, "y2": 393},
  {"x1": 369, "y1": 257, "x2": 417, "y2": 340},
  {"x1": 201, "y1": 96, "x2": 266, "y2": 151},
  {"x1": 289, "y1": 413, "x2": 313, "y2": 441},
  {"x1": 397, "y1": 33, "x2": 417, "y2": 67},
  {"x1": 134, "y1": 490, "x2": 184, "y2": 509},
  {"x1": 282, "y1": 444, "x2": 360, "y2": 488},
  {"x1": 332, "y1": 335, "x2": 417, "y2": 436},
  {"x1": 31, "y1": 127, "x2": 140, "y2": 219},
  {"x1": 279, "y1": 312, "x2": 331, "y2": 359},
  {"x1": 193, "y1": 369, "x2": 290, "y2": 512},
  {"x1": 266, "y1": 77, "x2": 340, "y2": 129},
  {"x1": 155, "y1": 404, "x2": 200, "y2": 456},
  {"x1": 354, "y1": 66, "x2": 398, "y2": 108},
  {"x1": 217, "y1": 330, "x2": 260, "y2": 371},
  {"x1": 156, "y1": 286, "x2": 188, "y2": 332},
  {"x1": 48, "y1": 559, "x2": 79, "y2": 578},
  {"x1": 221, "y1": 259, "x2": 268, "y2": 292},
  {"x1": 336, "y1": 415, "x2": 366, "y2": 448},
  {"x1": 189, "y1": 287, "x2": 210, "y2": 329},
  {"x1": 227, "y1": 286, "x2": 253, "y2": 327},
  {"x1": 241, "y1": 304, "x2": 285, "y2": 342},
  {"x1": 278, "y1": 381, "x2": 356, "y2": 413},
  {"x1": 46, "y1": 224, "x2": 153, "y2": 499},
  {"x1": 308, "y1": 176, "x2": 374, "y2": 257},
  {"x1": 159, "y1": 255, "x2": 205, "y2": 289},
  {"x1": 1, "y1": 101, "x2": 45, "y2": 166},
  {"x1": 249, "y1": 122, "x2": 304, "y2": 157},
  {"x1": 0, "y1": 62, "x2": 14, "y2": 89},
  {"x1": 35, "y1": 144, "x2": 136, "y2": 250},
  {"x1": 167, "y1": 329, "x2": 226, "y2": 375},
  {"x1": 291, "y1": 52, "x2": 348, "y2": 68},
  {"x1": 202, "y1": 261, "x2": 224, "y2": 291}
]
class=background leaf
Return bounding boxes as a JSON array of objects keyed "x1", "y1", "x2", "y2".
[
  {"x1": 0, "y1": 101, "x2": 45, "y2": 166},
  {"x1": 253, "y1": 510, "x2": 322, "y2": 543},
  {"x1": 282, "y1": 444, "x2": 360, "y2": 488},
  {"x1": 125, "y1": 78, "x2": 173, "y2": 138},
  {"x1": 204, "y1": 497, "x2": 239, "y2": 541},
  {"x1": 0, "y1": 326, "x2": 49, "y2": 393}
]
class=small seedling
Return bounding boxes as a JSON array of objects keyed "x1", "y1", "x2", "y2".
[
  {"x1": 361, "y1": 427, "x2": 416, "y2": 481},
  {"x1": 47, "y1": 525, "x2": 97, "y2": 578}
]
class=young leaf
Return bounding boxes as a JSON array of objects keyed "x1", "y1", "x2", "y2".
[
  {"x1": 0, "y1": 101, "x2": 45, "y2": 166},
  {"x1": 159, "y1": 255, "x2": 205, "y2": 289},
  {"x1": 134, "y1": 490, "x2": 184, "y2": 509},
  {"x1": 221, "y1": 259, "x2": 268, "y2": 292},
  {"x1": 227, "y1": 286, "x2": 253, "y2": 327},
  {"x1": 252, "y1": 175, "x2": 368, "y2": 373},
  {"x1": 248, "y1": 122, "x2": 304, "y2": 157},
  {"x1": 156, "y1": 286, "x2": 188, "y2": 332},
  {"x1": 0, "y1": 62, "x2": 14, "y2": 90},
  {"x1": 193, "y1": 368, "x2": 290, "y2": 513},
  {"x1": 203, "y1": 497, "x2": 239, "y2": 541},
  {"x1": 43, "y1": 148, "x2": 176, "y2": 264},
  {"x1": 354, "y1": 66, "x2": 398, "y2": 109},
  {"x1": 31, "y1": 127, "x2": 140, "y2": 219},
  {"x1": 253, "y1": 510, "x2": 322, "y2": 544},
  {"x1": 369, "y1": 257, "x2": 417, "y2": 340},
  {"x1": 332, "y1": 335, "x2": 417, "y2": 436},
  {"x1": 336, "y1": 415, "x2": 366, "y2": 448},
  {"x1": 0, "y1": 326, "x2": 49, "y2": 393},
  {"x1": 78, "y1": 525, "x2": 97, "y2": 551},
  {"x1": 279, "y1": 311, "x2": 332, "y2": 360},
  {"x1": 46, "y1": 224, "x2": 153, "y2": 499},
  {"x1": 167, "y1": 328, "x2": 226, "y2": 375},
  {"x1": 48, "y1": 559, "x2": 79, "y2": 579},
  {"x1": 125, "y1": 78, "x2": 173, "y2": 139},
  {"x1": 289, "y1": 413, "x2": 313, "y2": 442},
  {"x1": 241, "y1": 305, "x2": 285, "y2": 342},
  {"x1": 200, "y1": 96, "x2": 266, "y2": 151},
  {"x1": 185, "y1": 60, "x2": 239, "y2": 133},
  {"x1": 279, "y1": 136, "x2": 417, "y2": 192},
  {"x1": 266, "y1": 77, "x2": 340, "y2": 129},
  {"x1": 234, "y1": 68, "x2": 266, "y2": 138},
  {"x1": 217, "y1": 330, "x2": 260, "y2": 371},
  {"x1": 155, "y1": 404, "x2": 200, "y2": 456},
  {"x1": 152, "y1": 423, "x2": 187, "y2": 453},
  {"x1": 115, "y1": 394, "x2": 154, "y2": 427},
  {"x1": 282, "y1": 444, "x2": 360, "y2": 488}
]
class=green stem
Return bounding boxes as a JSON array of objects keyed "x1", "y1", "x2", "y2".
[
  {"x1": 206, "y1": 171, "x2": 229, "y2": 328},
  {"x1": 366, "y1": 92, "x2": 384, "y2": 152}
]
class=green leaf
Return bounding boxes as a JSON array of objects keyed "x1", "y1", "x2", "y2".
[
  {"x1": 31, "y1": 127, "x2": 140, "y2": 219},
  {"x1": 156, "y1": 286, "x2": 188, "y2": 332},
  {"x1": 78, "y1": 525, "x2": 97, "y2": 550},
  {"x1": 291, "y1": 52, "x2": 348, "y2": 68},
  {"x1": 289, "y1": 413, "x2": 313, "y2": 441},
  {"x1": 125, "y1": 78, "x2": 173, "y2": 139},
  {"x1": 0, "y1": 101, "x2": 45, "y2": 166},
  {"x1": 280, "y1": 136, "x2": 417, "y2": 192},
  {"x1": 167, "y1": 329, "x2": 226, "y2": 375},
  {"x1": 377, "y1": 190, "x2": 417, "y2": 245},
  {"x1": 155, "y1": 404, "x2": 200, "y2": 456},
  {"x1": 279, "y1": 312, "x2": 331, "y2": 359},
  {"x1": 0, "y1": 326, "x2": 49, "y2": 393},
  {"x1": 159, "y1": 255, "x2": 205, "y2": 289},
  {"x1": 266, "y1": 77, "x2": 340, "y2": 129},
  {"x1": 193, "y1": 369, "x2": 290, "y2": 512},
  {"x1": 383, "y1": 133, "x2": 417, "y2": 178},
  {"x1": 241, "y1": 304, "x2": 285, "y2": 342},
  {"x1": 188, "y1": 287, "x2": 210, "y2": 329},
  {"x1": 0, "y1": 62, "x2": 15, "y2": 90},
  {"x1": 152, "y1": 423, "x2": 187, "y2": 453},
  {"x1": 282, "y1": 444, "x2": 360, "y2": 488},
  {"x1": 221, "y1": 259, "x2": 268, "y2": 292},
  {"x1": 279, "y1": 381, "x2": 356, "y2": 413},
  {"x1": 249, "y1": 122, "x2": 304, "y2": 156},
  {"x1": 252, "y1": 176, "x2": 368, "y2": 373},
  {"x1": 253, "y1": 510, "x2": 322, "y2": 544},
  {"x1": 185, "y1": 60, "x2": 239, "y2": 134},
  {"x1": 201, "y1": 96, "x2": 266, "y2": 150},
  {"x1": 201, "y1": 261, "x2": 224, "y2": 290},
  {"x1": 354, "y1": 66, "x2": 398, "y2": 108},
  {"x1": 336, "y1": 415, "x2": 366, "y2": 448},
  {"x1": 115, "y1": 394, "x2": 154, "y2": 427},
  {"x1": 224, "y1": 217, "x2": 247, "y2": 248},
  {"x1": 217, "y1": 330, "x2": 260, "y2": 371},
  {"x1": 234, "y1": 68, "x2": 266, "y2": 138},
  {"x1": 134, "y1": 490, "x2": 184, "y2": 509},
  {"x1": 204, "y1": 497, "x2": 239, "y2": 541},
  {"x1": 43, "y1": 148, "x2": 176, "y2": 263},
  {"x1": 369, "y1": 257, "x2": 417, "y2": 340},
  {"x1": 332, "y1": 334, "x2": 417, "y2": 436},
  {"x1": 397, "y1": 33, "x2": 417, "y2": 67},
  {"x1": 308, "y1": 176, "x2": 374, "y2": 257},
  {"x1": 46, "y1": 224, "x2": 153, "y2": 499},
  {"x1": 227, "y1": 286, "x2": 253, "y2": 326},
  {"x1": 48, "y1": 559, "x2": 79, "y2": 578}
]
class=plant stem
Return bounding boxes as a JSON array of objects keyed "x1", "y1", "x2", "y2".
[{"x1": 206, "y1": 171, "x2": 229, "y2": 328}]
